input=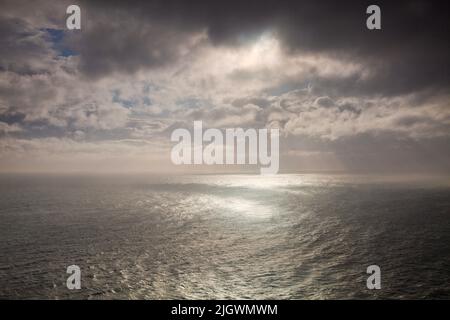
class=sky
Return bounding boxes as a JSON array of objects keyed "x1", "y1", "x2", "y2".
[{"x1": 0, "y1": 0, "x2": 449, "y2": 174}]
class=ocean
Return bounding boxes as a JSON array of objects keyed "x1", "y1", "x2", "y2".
[{"x1": 1, "y1": 174, "x2": 450, "y2": 299}]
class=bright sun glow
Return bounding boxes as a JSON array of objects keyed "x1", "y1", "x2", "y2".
[
  {"x1": 203, "y1": 32, "x2": 282, "y2": 74},
  {"x1": 238, "y1": 33, "x2": 282, "y2": 68}
]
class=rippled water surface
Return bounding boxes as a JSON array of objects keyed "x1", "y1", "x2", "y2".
[{"x1": 1, "y1": 174, "x2": 450, "y2": 299}]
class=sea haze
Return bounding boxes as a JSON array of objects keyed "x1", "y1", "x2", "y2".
[{"x1": 0, "y1": 174, "x2": 450, "y2": 299}]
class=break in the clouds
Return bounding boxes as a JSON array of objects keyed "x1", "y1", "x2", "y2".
[{"x1": 0, "y1": 0, "x2": 449, "y2": 173}]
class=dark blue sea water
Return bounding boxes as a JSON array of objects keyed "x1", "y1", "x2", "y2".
[{"x1": 1, "y1": 174, "x2": 450, "y2": 299}]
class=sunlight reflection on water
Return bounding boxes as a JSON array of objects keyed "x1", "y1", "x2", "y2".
[{"x1": 1, "y1": 174, "x2": 450, "y2": 299}]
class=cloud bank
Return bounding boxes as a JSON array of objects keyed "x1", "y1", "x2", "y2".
[{"x1": 1, "y1": 0, "x2": 449, "y2": 173}]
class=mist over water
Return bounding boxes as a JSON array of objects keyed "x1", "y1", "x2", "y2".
[{"x1": 1, "y1": 174, "x2": 450, "y2": 299}]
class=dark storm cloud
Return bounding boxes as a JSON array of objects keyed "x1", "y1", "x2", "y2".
[
  {"x1": 63, "y1": 0, "x2": 450, "y2": 96},
  {"x1": 0, "y1": 16, "x2": 56, "y2": 74},
  {"x1": 2, "y1": 0, "x2": 449, "y2": 93},
  {"x1": 65, "y1": 8, "x2": 202, "y2": 78}
]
